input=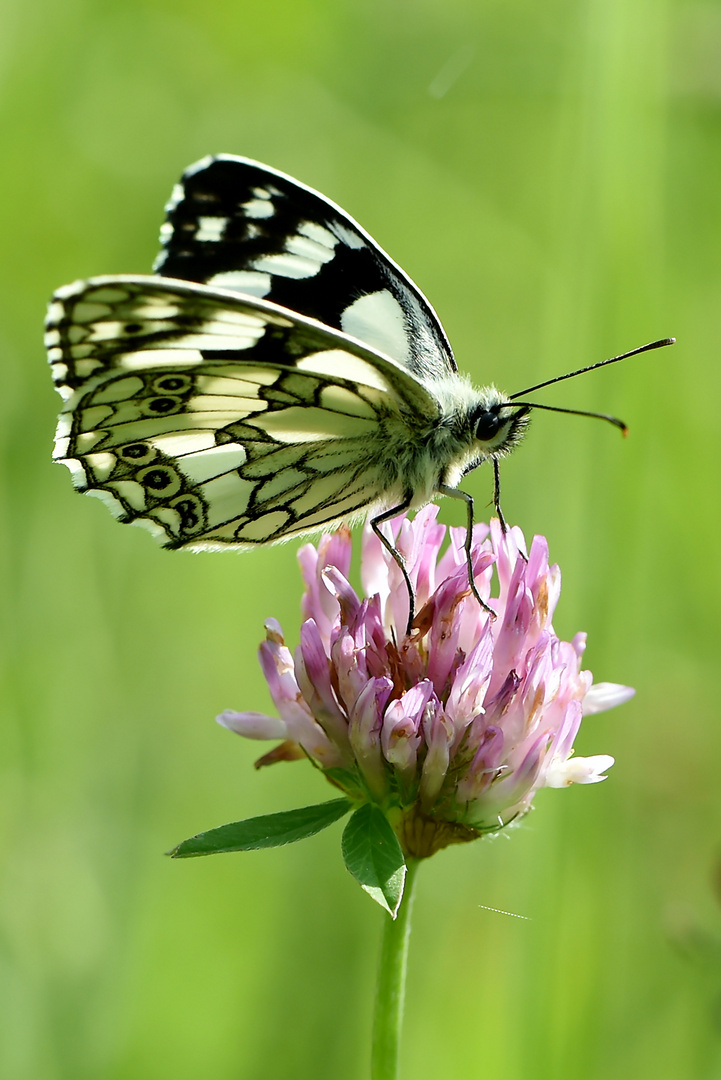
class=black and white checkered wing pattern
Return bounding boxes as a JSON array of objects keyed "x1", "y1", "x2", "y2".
[
  {"x1": 46, "y1": 276, "x2": 441, "y2": 549},
  {"x1": 153, "y1": 155, "x2": 457, "y2": 383}
]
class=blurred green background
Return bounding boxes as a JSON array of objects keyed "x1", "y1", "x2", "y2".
[{"x1": 2, "y1": 0, "x2": 720, "y2": 1076}]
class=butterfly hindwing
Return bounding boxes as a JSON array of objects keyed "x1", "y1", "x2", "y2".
[
  {"x1": 153, "y1": 155, "x2": 457, "y2": 382},
  {"x1": 46, "y1": 276, "x2": 442, "y2": 548}
]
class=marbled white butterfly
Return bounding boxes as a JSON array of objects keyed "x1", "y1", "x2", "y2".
[{"x1": 46, "y1": 155, "x2": 673, "y2": 627}]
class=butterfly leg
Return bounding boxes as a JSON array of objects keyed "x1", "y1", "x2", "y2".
[
  {"x1": 492, "y1": 459, "x2": 508, "y2": 533},
  {"x1": 438, "y1": 484, "x2": 496, "y2": 619},
  {"x1": 370, "y1": 496, "x2": 416, "y2": 635},
  {"x1": 491, "y1": 459, "x2": 527, "y2": 563}
]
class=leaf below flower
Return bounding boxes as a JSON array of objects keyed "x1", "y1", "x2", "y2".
[
  {"x1": 341, "y1": 805, "x2": 406, "y2": 917},
  {"x1": 169, "y1": 798, "x2": 353, "y2": 858}
]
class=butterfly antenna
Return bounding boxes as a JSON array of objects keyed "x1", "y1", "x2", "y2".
[
  {"x1": 509, "y1": 401, "x2": 628, "y2": 434},
  {"x1": 509, "y1": 337, "x2": 675, "y2": 400}
]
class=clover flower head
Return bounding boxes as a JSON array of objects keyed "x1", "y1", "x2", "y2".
[{"x1": 219, "y1": 508, "x2": 632, "y2": 858}]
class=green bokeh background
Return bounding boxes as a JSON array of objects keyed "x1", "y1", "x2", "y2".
[{"x1": 2, "y1": 1, "x2": 720, "y2": 1077}]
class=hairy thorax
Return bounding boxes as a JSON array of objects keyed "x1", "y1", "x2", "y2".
[{"x1": 373, "y1": 373, "x2": 510, "y2": 508}]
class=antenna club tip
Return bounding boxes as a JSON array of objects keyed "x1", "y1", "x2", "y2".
[{"x1": 621, "y1": 425, "x2": 629, "y2": 439}]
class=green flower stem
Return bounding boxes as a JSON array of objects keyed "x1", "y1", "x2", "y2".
[{"x1": 371, "y1": 858, "x2": 421, "y2": 1080}]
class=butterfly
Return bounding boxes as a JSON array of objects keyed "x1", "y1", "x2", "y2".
[{"x1": 46, "y1": 155, "x2": 673, "y2": 629}]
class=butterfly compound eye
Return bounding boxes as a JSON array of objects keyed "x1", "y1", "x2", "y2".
[{"x1": 474, "y1": 409, "x2": 503, "y2": 443}]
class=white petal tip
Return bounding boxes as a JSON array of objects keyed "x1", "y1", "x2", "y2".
[
  {"x1": 546, "y1": 754, "x2": 615, "y2": 787},
  {"x1": 583, "y1": 683, "x2": 635, "y2": 715}
]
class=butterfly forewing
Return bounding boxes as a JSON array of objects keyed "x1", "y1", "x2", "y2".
[
  {"x1": 46, "y1": 276, "x2": 442, "y2": 549},
  {"x1": 153, "y1": 155, "x2": 457, "y2": 382}
]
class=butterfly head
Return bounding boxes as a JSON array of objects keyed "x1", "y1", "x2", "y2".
[{"x1": 472, "y1": 393, "x2": 530, "y2": 459}]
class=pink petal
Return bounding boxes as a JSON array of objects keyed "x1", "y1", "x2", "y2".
[
  {"x1": 349, "y1": 678, "x2": 391, "y2": 799},
  {"x1": 216, "y1": 710, "x2": 287, "y2": 740},
  {"x1": 419, "y1": 702, "x2": 453, "y2": 808},
  {"x1": 298, "y1": 533, "x2": 351, "y2": 648},
  {"x1": 322, "y1": 565, "x2": 362, "y2": 628},
  {"x1": 295, "y1": 621, "x2": 350, "y2": 755}
]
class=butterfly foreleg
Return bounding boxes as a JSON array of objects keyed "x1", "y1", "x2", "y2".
[
  {"x1": 438, "y1": 484, "x2": 496, "y2": 620},
  {"x1": 492, "y1": 458, "x2": 508, "y2": 534},
  {"x1": 370, "y1": 495, "x2": 416, "y2": 635},
  {"x1": 490, "y1": 459, "x2": 528, "y2": 565}
]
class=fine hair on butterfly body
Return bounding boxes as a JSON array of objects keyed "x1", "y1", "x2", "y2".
[{"x1": 46, "y1": 155, "x2": 675, "y2": 632}]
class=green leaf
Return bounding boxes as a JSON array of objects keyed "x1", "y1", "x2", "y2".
[
  {"x1": 169, "y1": 798, "x2": 353, "y2": 858},
  {"x1": 321, "y1": 766, "x2": 364, "y2": 797},
  {"x1": 341, "y1": 804, "x2": 406, "y2": 917}
]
